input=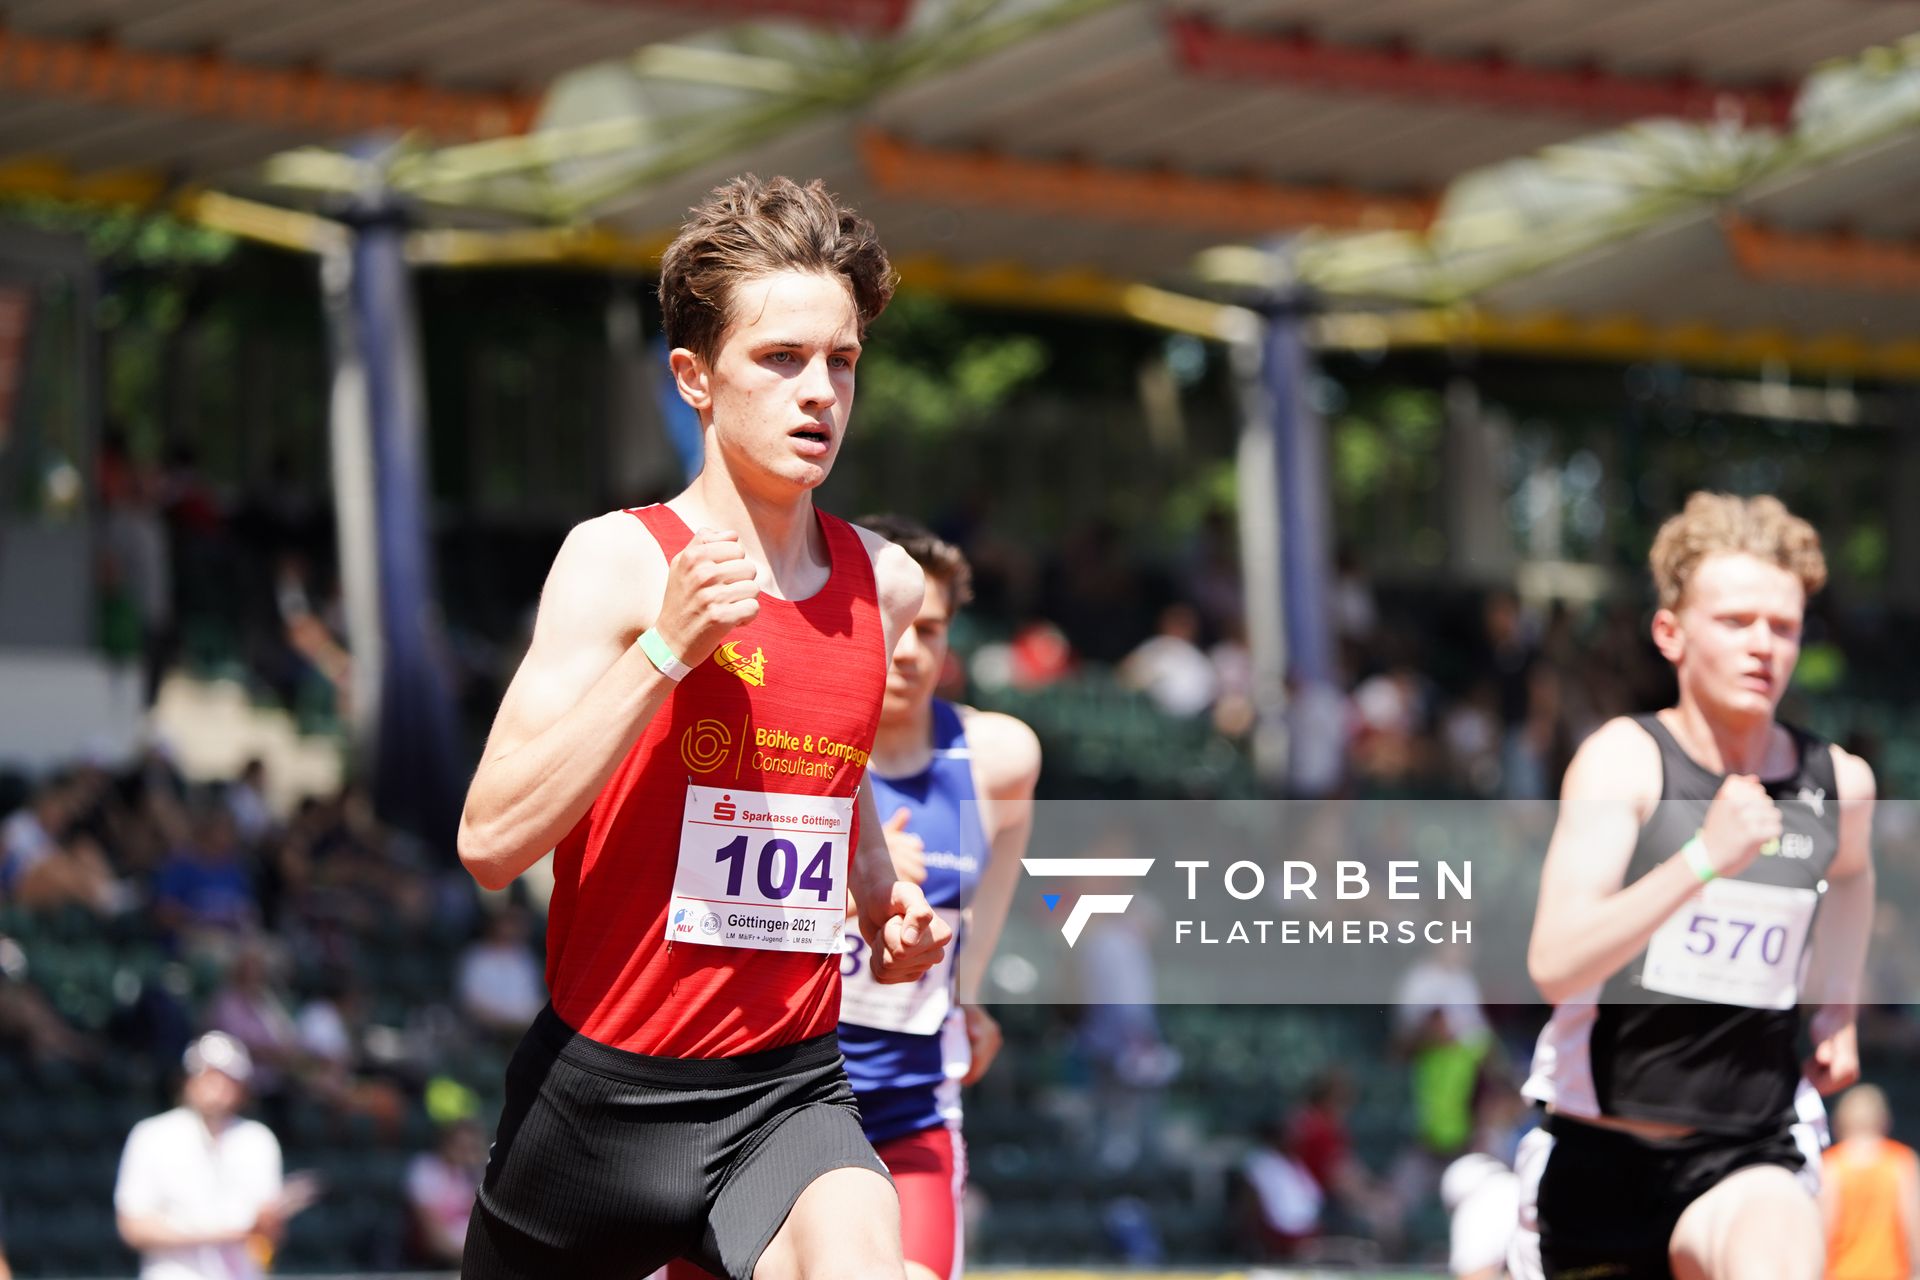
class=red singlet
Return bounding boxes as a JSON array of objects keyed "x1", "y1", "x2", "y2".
[{"x1": 544, "y1": 504, "x2": 885, "y2": 1058}]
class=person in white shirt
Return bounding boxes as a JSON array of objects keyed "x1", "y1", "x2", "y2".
[
  {"x1": 455, "y1": 908, "x2": 547, "y2": 1036},
  {"x1": 115, "y1": 1032, "x2": 318, "y2": 1280},
  {"x1": 1119, "y1": 604, "x2": 1218, "y2": 718},
  {"x1": 405, "y1": 1118, "x2": 487, "y2": 1265}
]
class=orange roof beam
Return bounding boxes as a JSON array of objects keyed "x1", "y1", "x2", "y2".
[
  {"x1": 0, "y1": 22, "x2": 537, "y2": 143},
  {"x1": 859, "y1": 129, "x2": 1434, "y2": 234},
  {"x1": 585, "y1": 0, "x2": 911, "y2": 34},
  {"x1": 1170, "y1": 16, "x2": 1797, "y2": 127},
  {"x1": 1724, "y1": 214, "x2": 1920, "y2": 293}
]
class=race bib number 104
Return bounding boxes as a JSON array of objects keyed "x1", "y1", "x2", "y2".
[
  {"x1": 665, "y1": 785, "x2": 853, "y2": 953},
  {"x1": 1640, "y1": 878, "x2": 1818, "y2": 1011}
]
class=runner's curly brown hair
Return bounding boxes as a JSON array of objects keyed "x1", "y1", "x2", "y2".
[
  {"x1": 858, "y1": 514, "x2": 973, "y2": 610},
  {"x1": 658, "y1": 174, "x2": 895, "y2": 363}
]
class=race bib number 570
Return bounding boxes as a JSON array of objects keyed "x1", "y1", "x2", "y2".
[
  {"x1": 1641, "y1": 878, "x2": 1818, "y2": 1010},
  {"x1": 665, "y1": 785, "x2": 853, "y2": 953}
]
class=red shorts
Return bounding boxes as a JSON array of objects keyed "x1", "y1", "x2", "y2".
[
  {"x1": 878, "y1": 1123, "x2": 966, "y2": 1280},
  {"x1": 660, "y1": 1123, "x2": 965, "y2": 1280}
]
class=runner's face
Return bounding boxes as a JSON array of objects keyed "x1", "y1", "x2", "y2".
[
  {"x1": 692, "y1": 270, "x2": 860, "y2": 493},
  {"x1": 883, "y1": 575, "x2": 952, "y2": 722},
  {"x1": 1662, "y1": 552, "x2": 1804, "y2": 720}
]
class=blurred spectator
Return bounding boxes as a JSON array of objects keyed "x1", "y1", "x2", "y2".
[
  {"x1": 406, "y1": 1119, "x2": 487, "y2": 1266},
  {"x1": 154, "y1": 808, "x2": 258, "y2": 941},
  {"x1": 1485, "y1": 592, "x2": 1555, "y2": 799},
  {"x1": 225, "y1": 760, "x2": 276, "y2": 847},
  {"x1": 1075, "y1": 859, "x2": 1179, "y2": 1171},
  {"x1": 1119, "y1": 604, "x2": 1217, "y2": 718},
  {"x1": 293, "y1": 970, "x2": 356, "y2": 1071},
  {"x1": 0, "y1": 934, "x2": 100, "y2": 1065},
  {"x1": 456, "y1": 908, "x2": 546, "y2": 1037},
  {"x1": 1439, "y1": 1152, "x2": 1518, "y2": 1280},
  {"x1": 1, "y1": 776, "x2": 128, "y2": 915},
  {"x1": 115, "y1": 1032, "x2": 319, "y2": 1280},
  {"x1": 1184, "y1": 511, "x2": 1244, "y2": 639},
  {"x1": 1394, "y1": 943, "x2": 1490, "y2": 1049},
  {"x1": 1052, "y1": 521, "x2": 1147, "y2": 664},
  {"x1": 1, "y1": 781, "x2": 64, "y2": 895},
  {"x1": 1236, "y1": 1113, "x2": 1324, "y2": 1261},
  {"x1": 1392, "y1": 944, "x2": 1495, "y2": 1209},
  {"x1": 1351, "y1": 665, "x2": 1429, "y2": 785},
  {"x1": 1332, "y1": 549, "x2": 1378, "y2": 650},
  {"x1": 205, "y1": 942, "x2": 304, "y2": 1102},
  {"x1": 1102, "y1": 1195, "x2": 1166, "y2": 1265},
  {"x1": 1286, "y1": 1071, "x2": 1401, "y2": 1248},
  {"x1": 1008, "y1": 619, "x2": 1075, "y2": 689},
  {"x1": 1209, "y1": 620, "x2": 1256, "y2": 739},
  {"x1": 1823, "y1": 1084, "x2": 1920, "y2": 1280},
  {"x1": 276, "y1": 554, "x2": 353, "y2": 717},
  {"x1": 1441, "y1": 680, "x2": 1502, "y2": 796},
  {"x1": 1287, "y1": 676, "x2": 1351, "y2": 798},
  {"x1": 99, "y1": 448, "x2": 175, "y2": 706},
  {"x1": 294, "y1": 970, "x2": 407, "y2": 1138},
  {"x1": 0, "y1": 1196, "x2": 11, "y2": 1280}
]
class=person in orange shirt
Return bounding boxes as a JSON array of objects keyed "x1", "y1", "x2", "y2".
[{"x1": 1824, "y1": 1084, "x2": 1920, "y2": 1280}]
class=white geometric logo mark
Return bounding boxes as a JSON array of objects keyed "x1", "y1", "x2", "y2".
[
  {"x1": 1021, "y1": 858, "x2": 1156, "y2": 947},
  {"x1": 1798, "y1": 786, "x2": 1826, "y2": 818}
]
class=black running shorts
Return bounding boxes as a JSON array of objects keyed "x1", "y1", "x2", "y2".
[
  {"x1": 462, "y1": 1005, "x2": 890, "y2": 1280},
  {"x1": 1530, "y1": 1111, "x2": 1812, "y2": 1280}
]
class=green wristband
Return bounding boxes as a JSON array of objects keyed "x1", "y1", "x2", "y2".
[
  {"x1": 1680, "y1": 833, "x2": 1717, "y2": 885},
  {"x1": 639, "y1": 627, "x2": 692, "y2": 682}
]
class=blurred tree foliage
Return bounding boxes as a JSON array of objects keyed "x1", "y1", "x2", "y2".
[
  {"x1": 857, "y1": 291, "x2": 1050, "y2": 439},
  {"x1": 0, "y1": 197, "x2": 236, "y2": 266},
  {"x1": 0, "y1": 197, "x2": 253, "y2": 465},
  {"x1": 1329, "y1": 384, "x2": 1448, "y2": 566}
]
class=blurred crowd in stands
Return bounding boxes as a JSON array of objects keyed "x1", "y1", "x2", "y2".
[{"x1": 0, "y1": 748, "x2": 517, "y2": 1269}]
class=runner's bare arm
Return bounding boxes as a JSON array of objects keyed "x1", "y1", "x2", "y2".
[
  {"x1": 1802, "y1": 747, "x2": 1876, "y2": 1093},
  {"x1": 1528, "y1": 718, "x2": 1717, "y2": 1002},
  {"x1": 846, "y1": 531, "x2": 952, "y2": 980},
  {"x1": 457, "y1": 516, "x2": 666, "y2": 889},
  {"x1": 457, "y1": 515, "x2": 758, "y2": 889},
  {"x1": 955, "y1": 708, "x2": 1041, "y2": 1005},
  {"x1": 844, "y1": 533, "x2": 923, "y2": 927}
]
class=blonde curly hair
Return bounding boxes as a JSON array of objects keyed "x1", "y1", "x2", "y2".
[{"x1": 1648, "y1": 492, "x2": 1827, "y2": 610}]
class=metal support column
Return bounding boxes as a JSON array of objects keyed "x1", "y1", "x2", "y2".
[{"x1": 323, "y1": 176, "x2": 464, "y2": 853}]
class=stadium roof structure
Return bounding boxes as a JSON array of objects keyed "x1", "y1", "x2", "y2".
[{"x1": 6, "y1": 0, "x2": 1920, "y2": 371}]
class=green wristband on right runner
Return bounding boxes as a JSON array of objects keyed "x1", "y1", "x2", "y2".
[{"x1": 1680, "y1": 832, "x2": 1717, "y2": 884}]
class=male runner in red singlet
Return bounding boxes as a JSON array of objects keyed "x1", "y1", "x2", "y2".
[
  {"x1": 1513, "y1": 492, "x2": 1875, "y2": 1280},
  {"x1": 666, "y1": 518, "x2": 1041, "y2": 1280},
  {"x1": 454, "y1": 175, "x2": 951, "y2": 1280}
]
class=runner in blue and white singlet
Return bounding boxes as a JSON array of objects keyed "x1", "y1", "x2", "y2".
[
  {"x1": 840, "y1": 699, "x2": 987, "y2": 1145},
  {"x1": 837, "y1": 515, "x2": 1040, "y2": 1280}
]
